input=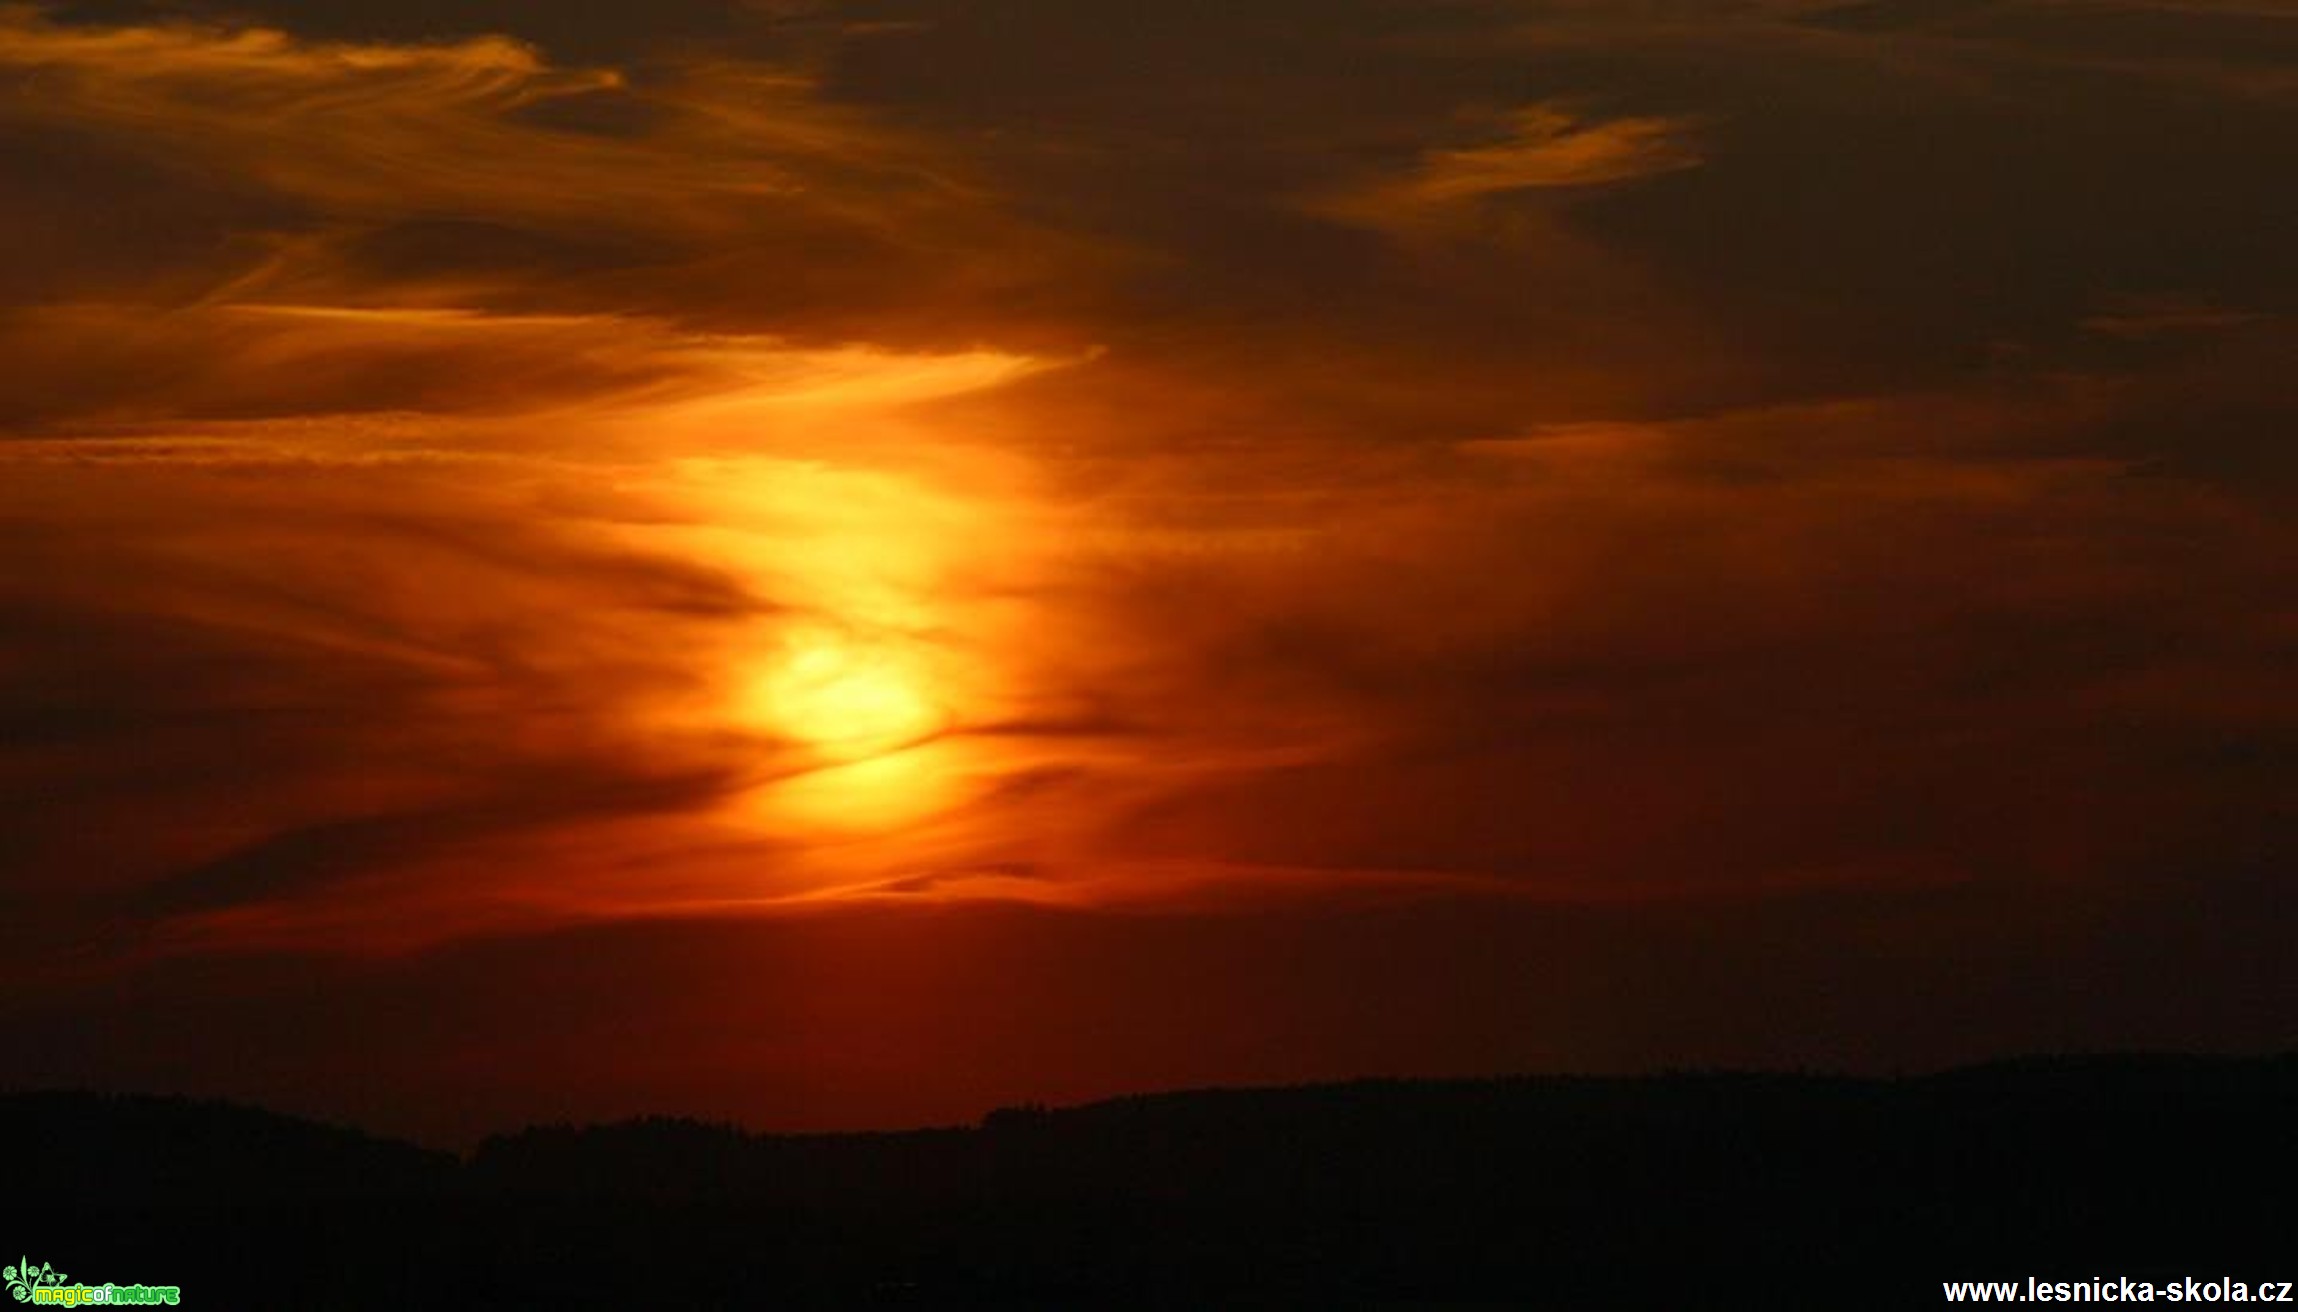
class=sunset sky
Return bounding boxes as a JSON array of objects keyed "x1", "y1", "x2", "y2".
[{"x1": 1, "y1": 0, "x2": 2291, "y2": 1144}]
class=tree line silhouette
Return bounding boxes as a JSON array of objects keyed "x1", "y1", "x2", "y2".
[{"x1": 1, "y1": 1054, "x2": 2290, "y2": 1308}]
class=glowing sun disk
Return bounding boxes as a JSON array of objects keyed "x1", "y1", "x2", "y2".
[{"x1": 749, "y1": 629, "x2": 941, "y2": 755}]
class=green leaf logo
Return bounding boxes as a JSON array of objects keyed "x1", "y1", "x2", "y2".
[{"x1": 3, "y1": 1257, "x2": 63, "y2": 1301}]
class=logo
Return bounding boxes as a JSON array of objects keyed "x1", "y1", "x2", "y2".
[
  {"x1": 4, "y1": 1261, "x2": 62, "y2": 1303},
  {"x1": 2, "y1": 1260, "x2": 178, "y2": 1307}
]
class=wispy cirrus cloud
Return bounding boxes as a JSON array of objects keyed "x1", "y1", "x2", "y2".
[
  {"x1": 0, "y1": 4, "x2": 1087, "y2": 348},
  {"x1": 1323, "y1": 104, "x2": 1706, "y2": 231}
]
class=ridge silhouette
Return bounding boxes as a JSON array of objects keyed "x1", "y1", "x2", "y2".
[{"x1": 3, "y1": 1054, "x2": 2290, "y2": 1308}]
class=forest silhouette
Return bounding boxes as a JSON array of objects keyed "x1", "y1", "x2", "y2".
[{"x1": 2, "y1": 1054, "x2": 2290, "y2": 1308}]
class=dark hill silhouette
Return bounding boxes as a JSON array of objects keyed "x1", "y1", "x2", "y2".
[
  {"x1": 3, "y1": 1054, "x2": 2292, "y2": 1308},
  {"x1": 0, "y1": 1090, "x2": 455, "y2": 1202}
]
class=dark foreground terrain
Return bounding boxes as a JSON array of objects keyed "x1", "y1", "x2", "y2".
[{"x1": 2, "y1": 1054, "x2": 2291, "y2": 1308}]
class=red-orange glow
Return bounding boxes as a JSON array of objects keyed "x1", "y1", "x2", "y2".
[{"x1": 0, "y1": 0, "x2": 2291, "y2": 1141}]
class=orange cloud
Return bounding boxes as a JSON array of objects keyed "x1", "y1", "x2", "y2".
[
  {"x1": 1317, "y1": 104, "x2": 1703, "y2": 234},
  {"x1": 1408, "y1": 106, "x2": 1702, "y2": 199},
  {"x1": 0, "y1": 7, "x2": 890, "y2": 224},
  {"x1": 0, "y1": 3, "x2": 1090, "y2": 355}
]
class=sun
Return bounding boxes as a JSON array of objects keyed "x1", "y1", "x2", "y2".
[{"x1": 746, "y1": 626, "x2": 943, "y2": 757}]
